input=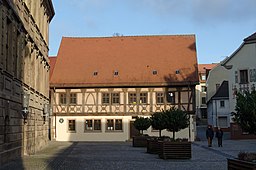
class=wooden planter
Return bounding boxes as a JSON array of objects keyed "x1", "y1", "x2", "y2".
[
  {"x1": 147, "y1": 139, "x2": 160, "y2": 154},
  {"x1": 132, "y1": 136, "x2": 149, "y2": 147},
  {"x1": 227, "y1": 158, "x2": 256, "y2": 170},
  {"x1": 158, "y1": 141, "x2": 191, "y2": 159}
]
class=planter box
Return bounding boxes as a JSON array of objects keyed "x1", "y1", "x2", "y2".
[
  {"x1": 147, "y1": 139, "x2": 160, "y2": 154},
  {"x1": 227, "y1": 158, "x2": 256, "y2": 170},
  {"x1": 132, "y1": 136, "x2": 149, "y2": 147},
  {"x1": 158, "y1": 141, "x2": 191, "y2": 159}
]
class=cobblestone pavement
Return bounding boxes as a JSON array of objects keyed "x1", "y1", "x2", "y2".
[{"x1": 1, "y1": 139, "x2": 256, "y2": 170}]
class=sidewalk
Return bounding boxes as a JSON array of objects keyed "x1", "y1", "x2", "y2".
[{"x1": 1, "y1": 139, "x2": 255, "y2": 170}]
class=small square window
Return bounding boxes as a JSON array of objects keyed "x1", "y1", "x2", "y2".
[
  {"x1": 93, "y1": 71, "x2": 98, "y2": 76},
  {"x1": 114, "y1": 71, "x2": 119, "y2": 76}
]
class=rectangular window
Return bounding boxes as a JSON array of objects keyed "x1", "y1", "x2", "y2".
[
  {"x1": 106, "y1": 119, "x2": 114, "y2": 130},
  {"x1": 139, "y1": 93, "x2": 147, "y2": 104},
  {"x1": 201, "y1": 74, "x2": 206, "y2": 81},
  {"x1": 202, "y1": 97, "x2": 206, "y2": 104},
  {"x1": 129, "y1": 93, "x2": 137, "y2": 104},
  {"x1": 60, "y1": 93, "x2": 67, "y2": 105},
  {"x1": 70, "y1": 93, "x2": 77, "y2": 105},
  {"x1": 85, "y1": 119, "x2": 93, "y2": 130},
  {"x1": 115, "y1": 119, "x2": 122, "y2": 130},
  {"x1": 102, "y1": 93, "x2": 110, "y2": 104},
  {"x1": 68, "y1": 120, "x2": 76, "y2": 132},
  {"x1": 166, "y1": 92, "x2": 175, "y2": 104},
  {"x1": 240, "y1": 70, "x2": 248, "y2": 84},
  {"x1": 112, "y1": 93, "x2": 120, "y2": 104},
  {"x1": 156, "y1": 92, "x2": 164, "y2": 104},
  {"x1": 220, "y1": 100, "x2": 225, "y2": 107},
  {"x1": 94, "y1": 119, "x2": 101, "y2": 130},
  {"x1": 201, "y1": 86, "x2": 206, "y2": 92},
  {"x1": 106, "y1": 119, "x2": 123, "y2": 131}
]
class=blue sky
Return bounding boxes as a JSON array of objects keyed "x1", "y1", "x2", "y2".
[{"x1": 49, "y1": 0, "x2": 256, "y2": 64}]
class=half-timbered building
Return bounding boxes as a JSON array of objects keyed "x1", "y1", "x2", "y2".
[{"x1": 50, "y1": 35, "x2": 199, "y2": 141}]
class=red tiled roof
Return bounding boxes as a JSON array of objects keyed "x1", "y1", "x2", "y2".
[
  {"x1": 50, "y1": 35, "x2": 199, "y2": 87},
  {"x1": 198, "y1": 64, "x2": 217, "y2": 73},
  {"x1": 49, "y1": 56, "x2": 57, "y2": 78}
]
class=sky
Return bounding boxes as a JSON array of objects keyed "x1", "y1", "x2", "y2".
[{"x1": 49, "y1": 0, "x2": 256, "y2": 64}]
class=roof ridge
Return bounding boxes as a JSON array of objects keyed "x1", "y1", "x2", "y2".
[{"x1": 62, "y1": 34, "x2": 195, "y2": 39}]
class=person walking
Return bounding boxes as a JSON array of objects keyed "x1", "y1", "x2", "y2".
[
  {"x1": 206, "y1": 125, "x2": 214, "y2": 147},
  {"x1": 216, "y1": 127, "x2": 223, "y2": 147}
]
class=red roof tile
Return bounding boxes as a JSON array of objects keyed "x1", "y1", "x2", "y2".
[
  {"x1": 49, "y1": 56, "x2": 57, "y2": 78},
  {"x1": 198, "y1": 64, "x2": 217, "y2": 73},
  {"x1": 50, "y1": 35, "x2": 199, "y2": 87}
]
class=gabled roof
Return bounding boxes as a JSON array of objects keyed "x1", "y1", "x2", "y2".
[
  {"x1": 49, "y1": 56, "x2": 57, "y2": 79},
  {"x1": 50, "y1": 35, "x2": 199, "y2": 88},
  {"x1": 212, "y1": 81, "x2": 229, "y2": 100},
  {"x1": 244, "y1": 32, "x2": 256, "y2": 43},
  {"x1": 222, "y1": 32, "x2": 256, "y2": 66}
]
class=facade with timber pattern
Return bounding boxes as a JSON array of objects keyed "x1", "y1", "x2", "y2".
[{"x1": 50, "y1": 35, "x2": 199, "y2": 142}]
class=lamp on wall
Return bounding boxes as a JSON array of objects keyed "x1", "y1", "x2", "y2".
[{"x1": 22, "y1": 92, "x2": 30, "y2": 120}]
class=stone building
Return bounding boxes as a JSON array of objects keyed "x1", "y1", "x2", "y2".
[
  {"x1": 0, "y1": 0, "x2": 54, "y2": 165},
  {"x1": 50, "y1": 35, "x2": 199, "y2": 142}
]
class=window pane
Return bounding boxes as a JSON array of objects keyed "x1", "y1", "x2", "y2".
[
  {"x1": 201, "y1": 86, "x2": 206, "y2": 92},
  {"x1": 139, "y1": 93, "x2": 147, "y2": 104},
  {"x1": 102, "y1": 93, "x2": 110, "y2": 104},
  {"x1": 166, "y1": 92, "x2": 175, "y2": 104},
  {"x1": 220, "y1": 100, "x2": 225, "y2": 107},
  {"x1": 60, "y1": 93, "x2": 67, "y2": 104},
  {"x1": 85, "y1": 120, "x2": 93, "y2": 130},
  {"x1": 94, "y1": 120, "x2": 101, "y2": 130},
  {"x1": 70, "y1": 93, "x2": 77, "y2": 104},
  {"x1": 106, "y1": 119, "x2": 114, "y2": 130},
  {"x1": 68, "y1": 120, "x2": 76, "y2": 131},
  {"x1": 112, "y1": 93, "x2": 120, "y2": 104},
  {"x1": 156, "y1": 92, "x2": 164, "y2": 104},
  {"x1": 129, "y1": 93, "x2": 137, "y2": 104},
  {"x1": 240, "y1": 70, "x2": 248, "y2": 84},
  {"x1": 115, "y1": 119, "x2": 122, "y2": 130},
  {"x1": 202, "y1": 97, "x2": 206, "y2": 104}
]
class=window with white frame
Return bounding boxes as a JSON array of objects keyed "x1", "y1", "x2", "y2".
[
  {"x1": 240, "y1": 69, "x2": 249, "y2": 84},
  {"x1": 129, "y1": 93, "x2": 137, "y2": 104},
  {"x1": 112, "y1": 93, "x2": 120, "y2": 104},
  {"x1": 68, "y1": 120, "x2": 76, "y2": 132},
  {"x1": 201, "y1": 86, "x2": 207, "y2": 92},
  {"x1": 156, "y1": 92, "x2": 164, "y2": 104},
  {"x1": 85, "y1": 119, "x2": 101, "y2": 131},
  {"x1": 59, "y1": 93, "x2": 67, "y2": 105},
  {"x1": 70, "y1": 93, "x2": 77, "y2": 105},
  {"x1": 102, "y1": 93, "x2": 110, "y2": 104},
  {"x1": 106, "y1": 119, "x2": 123, "y2": 131},
  {"x1": 139, "y1": 93, "x2": 148, "y2": 104}
]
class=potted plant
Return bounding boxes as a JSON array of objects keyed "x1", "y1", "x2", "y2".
[
  {"x1": 228, "y1": 91, "x2": 256, "y2": 169},
  {"x1": 147, "y1": 111, "x2": 167, "y2": 154},
  {"x1": 158, "y1": 107, "x2": 191, "y2": 159},
  {"x1": 132, "y1": 117, "x2": 151, "y2": 147}
]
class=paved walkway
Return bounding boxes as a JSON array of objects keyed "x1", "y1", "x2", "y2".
[{"x1": 1, "y1": 139, "x2": 256, "y2": 170}]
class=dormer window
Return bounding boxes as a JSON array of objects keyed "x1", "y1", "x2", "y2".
[
  {"x1": 114, "y1": 71, "x2": 119, "y2": 76},
  {"x1": 175, "y1": 70, "x2": 180, "y2": 74},
  {"x1": 93, "y1": 71, "x2": 98, "y2": 76},
  {"x1": 152, "y1": 70, "x2": 157, "y2": 75}
]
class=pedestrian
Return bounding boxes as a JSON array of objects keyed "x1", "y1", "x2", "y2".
[
  {"x1": 206, "y1": 125, "x2": 214, "y2": 147},
  {"x1": 216, "y1": 127, "x2": 223, "y2": 147}
]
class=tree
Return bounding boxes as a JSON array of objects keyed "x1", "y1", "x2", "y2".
[
  {"x1": 164, "y1": 107, "x2": 189, "y2": 140},
  {"x1": 151, "y1": 112, "x2": 166, "y2": 137},
  {"x1": 233, "y1": 90, "x2": 256, "y2": 134},
  {"x1": 134, "y1": 117, "x2": 151, "y2": 135}
]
